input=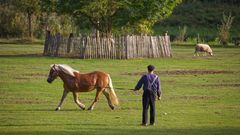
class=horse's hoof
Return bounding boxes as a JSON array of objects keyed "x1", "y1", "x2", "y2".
[
  {"x1": 110, "y1": 106, "x2": 115, "y2": 110},
  {"x1": 87, "y1": 107, "x2": 93, "y2": 111},
  {"x1": 82, "y1": 107, "x2": 85, "y2": 110},
  {"x1": 55, "y1": 107, "x2": 60, "y2": 111}
]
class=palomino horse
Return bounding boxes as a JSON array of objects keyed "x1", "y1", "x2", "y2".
[{"x1": 47, "y1": 64, "x2": 119, "y2": 111}]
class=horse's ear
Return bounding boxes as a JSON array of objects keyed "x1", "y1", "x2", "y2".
[
  {"x1": 50, "y1": 64, "x2": 59, "y2": 71},
  {"x1": 50, "y1": 64, "x2": 58, "y2": 67},
  {"x1": 53, "y1": 64, "x2": 59, "y2": 71}
]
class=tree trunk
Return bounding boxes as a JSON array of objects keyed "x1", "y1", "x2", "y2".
[
  {"x1": 27, "y1": 12, "x2": 33, "y2": 40},
  {"x1": 106, "y1": 17, "x2": 112, "y2": 38},
  {"x1": 43, "y1": 30, "x2": 51, "y2": 55},
  {"x1": 67, "y1": 33, "x2": 74, "y2": 53}
]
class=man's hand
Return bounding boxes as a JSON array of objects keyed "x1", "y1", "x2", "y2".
[{"x1": 132, "y1": 89, "x2": 138, "y2": 95}]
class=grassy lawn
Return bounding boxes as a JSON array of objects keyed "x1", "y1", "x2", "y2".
[{"x1": 0, "y1": 42, "x2": 239, "y2": 135}]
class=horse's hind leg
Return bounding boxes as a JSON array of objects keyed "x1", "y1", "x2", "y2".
[
  {"x1": 194, "y1": 51, "x2": 197, "y2": 56},
  {"x1": 72, "y1": 92, "x2": 85, "y2": 110},
  {"x1": 103, "y1": 89, "x2": 114, "y2": 110},
  {"x1": 88, "y1": 88, "x2": 103, "y2": 110}
]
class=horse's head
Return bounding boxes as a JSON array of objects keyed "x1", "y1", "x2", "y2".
[{"x1": 47, "y1": 64, "x2": 59, "y2": 83}]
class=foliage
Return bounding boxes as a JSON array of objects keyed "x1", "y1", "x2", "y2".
[
  {"x1": 218, "y1": 13, "x2": 234, "y2": 46},
  {"x1": 0, "y1": 1, "x2": 26, "y2": 37},
  {"x1": 57, "y1": 0, "x2": 126, "y2": 37},
  {"x1": 57, "y1": 0, "x2": 182, "y2": 36},
  {"x1": 115, "y1": 0, "x2": 182, "y2": 34},
  {"x1": 135, "y1": 19, "x2": 155, "y2": 34},
  {"x1": 40, "y1": 0, "x2": 56, "y2": 14},
  {"x1": 161, "y1": 0, "x2": 240, "y2": 27},
  {"x1": 13, "y1": 0, "x2": 41, "y2": 39},
  {"x1": 155, "y1": 0, "x2": 240, "y2": 42},
  {"x1": 14, "y1": 0, "x2": 41, "y2": 15},
  {"x1": 186, "y1": 36, "x2": 197, "y2": 43},
  {"x1": 1, "y1": 0, "x2": 240, "y2": 40},
  {"x1": 175, "y1": 25, "x2": 187, "y2": 42},
  {"x1": 46, "y1": 14, "x2": 74, "y2": 36}
]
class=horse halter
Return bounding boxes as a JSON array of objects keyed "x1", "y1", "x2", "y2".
[{"x1": 47, "y1": 64, "x2": 59, "y2": 83}]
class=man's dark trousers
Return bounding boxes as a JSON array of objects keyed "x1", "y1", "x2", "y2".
[{"x1": 142, "y1": 90, "x2": 156, "y2": 125}]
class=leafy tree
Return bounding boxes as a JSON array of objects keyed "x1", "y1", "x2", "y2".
[
  {"x1": 218, "y1": 13, "x2": 234, "y2": 46},
  {"x1": 119, "y1": 0, "x2": 183, "y2": 34},
  {"x1": 14, "y1": 0, "x2": 41, "y2": 39},
  {"x1": 0, "y1": 0, "x2": 23, "y2": 37},
  {"x1": 57, "y1": 0, "x2": 182, "y2": 36},
  {"x1": 46, "y1": 14, "x2": 74, "y2": 36},
  {"x1": 57, "y1": 0, "x2": 125, "y2": 37}
]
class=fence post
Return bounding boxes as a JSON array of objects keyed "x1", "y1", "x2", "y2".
[{"x1": 166, "y1": 35, "x2": 172, "y2": 57}]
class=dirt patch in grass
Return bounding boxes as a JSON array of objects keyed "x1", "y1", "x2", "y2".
[
  {"x1": 202, "y1": 84, "x2": 240, "y2": 87},
  {"x1": 26, "y1": 73, "x2": 47, "y2": 77},
  {"x1": 15, "y1": 73, "x2": 47, "y2": 80},
  {"x1": 15, "y1": 77, "x2": 31, "y2": 80},
  {"x1": 170, "y1": 95, "x2": 218, "y2": 100},
  {"x1": 0, "y1": 97, "x2": 52, "y2": 104},
  {"x1": 162, "y1": 80, "x2": 176, "y2": 84},
  {"x1": 123, "y1": 70, "x2": 234, "y2": 76}
]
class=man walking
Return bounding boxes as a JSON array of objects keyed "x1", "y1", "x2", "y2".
[{"x1": 134, "y1": 65, "x2": 161, "y2": 126}]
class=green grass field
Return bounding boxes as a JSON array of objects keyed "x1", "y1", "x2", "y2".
[{"x1": 0, "y1": 42, "x2": 240, "y2": 135}]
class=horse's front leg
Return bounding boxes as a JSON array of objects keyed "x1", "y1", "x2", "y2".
[
  {"x1": 73, "y1": 92, "x2": 85, "y2": 110},
  {"x1": 56, "y1": 89, "x2": 69, "y2": 111}
]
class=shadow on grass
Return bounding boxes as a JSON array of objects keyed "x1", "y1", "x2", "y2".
[
  {"x1": 171, "y1": 43, "x2": 239, "y2": 48},
  {"x1": 0, "y1": 38, "x2": 43, "y2": 45},
  {"x1": 0, "y1": 54, "x2": 82, "y2": 59},
  {"x1": 1, "y1": 127, "x2": 240, "y2": 135},
  {"x1": 0, "y1": 54, "x2": 43, "y2": 58},
  {"x1": 0, "y1": 108, "x2": 86, "y2": 112}
]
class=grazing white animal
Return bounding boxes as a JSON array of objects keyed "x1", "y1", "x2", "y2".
[{"x1": 194, "y1": 43, "x2": 213, "y2": 56}]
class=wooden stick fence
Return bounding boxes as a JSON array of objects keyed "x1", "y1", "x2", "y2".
[{"x1": 43, "y1": 33, "x2": 172, "y2": 59}]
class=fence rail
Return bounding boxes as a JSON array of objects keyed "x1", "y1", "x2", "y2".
[{"x1": 43, "y1": 33, "x2": 172, "y2": 59}]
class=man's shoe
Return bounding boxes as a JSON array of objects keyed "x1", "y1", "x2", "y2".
[{"x1": 141, "y1": 123, "x2": 147, "y2": 126}]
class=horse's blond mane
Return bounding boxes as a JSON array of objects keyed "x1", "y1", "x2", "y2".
[{"x1": 57, "y1": 64, "x2": 79, "y2": 77}]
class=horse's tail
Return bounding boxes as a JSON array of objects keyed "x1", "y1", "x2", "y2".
[{"x1": 107, "y1": 74, "x2": 119, "y2": 106}]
